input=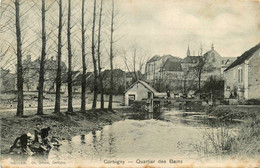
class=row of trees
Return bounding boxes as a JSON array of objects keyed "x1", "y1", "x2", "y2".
[{"x1": 1, "y1": 0, "x2": 117, "y2": 116}]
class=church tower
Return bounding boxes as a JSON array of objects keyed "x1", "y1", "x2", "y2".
[
  {"x1": 187, "y1": 45, "x2": 191, "y2": 57},
  {"x1": 211, "y1": 43, "x2": 214, "y2": 50}
]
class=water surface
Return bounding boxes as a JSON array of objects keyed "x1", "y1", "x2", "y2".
[{"x1": 2, "y1": 108, "x2": 240, "y2": 165}]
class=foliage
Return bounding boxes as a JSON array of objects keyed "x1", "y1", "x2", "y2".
[
  {"x1": 235, "y1": 119, "x2": 260, "y2": 156},
  {"x1": 101, "y1": 69, "x2": 126, "y2": 95},
  {"x1": 202, "y1": 125, "x2": 236, "y2": 155},
  {"x1": 198, "y1": 75, "x2": 224, "y2": 100},
  {"x1": 131, "y1": 100, "x2": 147, "y2": 112},
  {"x1": 201, "y1": 118, "x2": 260, "y2": 157},
  {"x1": 209, "y1": 105, "x2": 258, "y2": 121},
  {"x1": 202, "y1": 102, "x2": 260, "y2": 156},
  {"x1": 202, "y1": 75, "x2": 224, "y2": 91},
  {"x1": 239, "y1": 99, "x2": 260, "y2": 105}
]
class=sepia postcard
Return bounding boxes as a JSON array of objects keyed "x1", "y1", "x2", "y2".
[{"x1": 1, "y1": 0, "x2": 260, "y2": 167}]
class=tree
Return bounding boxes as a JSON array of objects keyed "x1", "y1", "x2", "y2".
[
  {"x1": 123, "y1": 44, "x2": 148, "y2": 84},
  {"x1": 97, "y1": 0, "x2": 104, "y2": 109},
  {"x1": 54, "y1": 0, "x2": 63, "y2": 113},
  {"x1": 81, "y1": 0, "x2": 87, "y2": 112},
  {"x1": 108, "y1": 0, "x2": 115, "y2": 111},
  {"x1": 37, "y1": 0, "x2": 46, "y2": 115},
  {"x1": 195, "y1": 57, "x2": 205, "y2": 93},
  {"x1": 0, "y1": 1, "x2": 14, "y2": 68},
  {"x1": 201, "y1": 75, "x2": 224, "y2": 99},
  {"x1": 91, "y1": 0, "x2": 98, "y2": 109},
  {"x1": 191, "y1": 54, "x2": 214, "y2": 96},
  {"x1": 67, "y1": 0, "x2": 73, "y2": 113},
  {"x1": 15, "y1": 0, "x2": 24, "y2": 116},
  {"x1": 181, "y1": 67, "x2": 192, "y2": 93}
]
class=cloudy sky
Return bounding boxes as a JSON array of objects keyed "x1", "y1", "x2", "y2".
[
  {"x1": 116, "y1": 0, "x2": 260, "y2": 59},
  {"x1": 1, "y1": 0, "x2": 260, "y2": 71}
]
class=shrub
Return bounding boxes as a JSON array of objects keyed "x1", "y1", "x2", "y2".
[
  {"x1": 242, "y1": 99, "x2": 260, "y2": 105},
  {"x1": 200, "y1": 118, "x2": 260, "y2": 158},
  {"x1": 234, "y1": 119, "x2": 260, "y2": 156},
  {"x1": 202, "y1": 125, "x2": 236, "y2": 155},
  {"x1": 209, "y1": 105, "x2": 258, "y2": 121},
  {"x1": 131, "y1": 100, "x2": 147, "y2": 112}
]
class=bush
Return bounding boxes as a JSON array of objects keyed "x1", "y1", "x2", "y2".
[
  {"x1": 239, "y1": 99, "x2": 260, "y2": 105},
  {"x1": 235, "y1": 123, "x2": 260, "y2": 156},
  {"x1": 220, "y1": 99, "x2": 229, "y2": 105},
  {"x1": 202, "y1": 125, "x2": 236, "y2": 155},
  {"x1": 201, "y1": 118, "x2": 260, "y2": 157},
  {"x1": 209, "y1": 105, "x2": 258, "y2": 121},
  {"x1": 131, "y1": 100, "x2": 147, "y2": 112}
]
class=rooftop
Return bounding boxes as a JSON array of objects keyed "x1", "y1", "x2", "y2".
[
  {"x1": 162, "y1": 59, "x2": 183, "y2": 71},
  {"x1": 224, "y1": 42, "x2": 260, "y2": 72}
]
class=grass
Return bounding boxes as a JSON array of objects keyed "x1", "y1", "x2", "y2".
[
  {"x1": 234, "y1": 119, "x2": 260, "y2": 156},
  {"x1": 202, "y1": 125, "x2": 236, "y2": 156},
  {"x1": 208, "y1": 105, "x2": 260, "y2": 121},
  {"x1": 200, "y1": 105, "x2": 260, "y2": 159}
]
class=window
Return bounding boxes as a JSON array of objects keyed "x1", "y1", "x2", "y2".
[{"x1": 238, "y1": 69, "x2": 243, "y2": 83}]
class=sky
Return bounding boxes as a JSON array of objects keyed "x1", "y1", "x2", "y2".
[
  {"x1": 1, "y1": 0, "x2": 260, "y2": 72},
  {"x1": 116, "y1": 0, "x2": 260, "y2": 58}
]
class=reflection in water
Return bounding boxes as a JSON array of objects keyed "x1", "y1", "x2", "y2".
[
  {"x1": 92, "y1": 130, "x2": 100, "y2": 160},
  {"x1": 126, "y1": 111, "x2": 163, "y2": 120},
  {"x1": 108, "y1": 128, "x2": 113, "y2": 158},
  {"x1": 81, "y1": 135, "x2": 85, "y2": 144},
  {"x1": 100, "y1": 129, "x2": 104, "y2": 149}
]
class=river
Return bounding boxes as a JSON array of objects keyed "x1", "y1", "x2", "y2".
[{"x1": 2, "y1": 108, "x2": 240, "y2": 166}]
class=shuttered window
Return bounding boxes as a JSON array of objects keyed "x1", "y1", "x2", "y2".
[{"x1": 238, "y1": 69, "x2": 243, "y2": 83}]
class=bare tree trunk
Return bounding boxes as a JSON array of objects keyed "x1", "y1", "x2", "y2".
[
  {"x1": 198, "y1": 72, "x2": 201, "y2": 92},
  {"x1": 108, "y1": 0, "x2": 114, "y2": 111},
  {"x1": 15, "y1": 0, "x2": 24, "y2": 117},
  {"x1": 37, "y1": 0, "x2": 46, "y2": 115},
  {"x1": 198, "y1": 69, "x2": 202, "y2": 99},
  {"x1": 67, "y1": 0, "x2": 73, "y2": 113},
  {"x1": 54, "y1": 0, "x2": 63, "y2": 113},
  {"x1": 81, "y1": 0, "x2": 87, "y2": 112},
  {"x1": 91, "y1": 0, "x2": 98, "y2": 109},
  {"x1": 133, "y1": 48, "x2": 138, "y2": 81},
  {"x1": 97, "y1": 0, "x2": 104, "y2": 109}
]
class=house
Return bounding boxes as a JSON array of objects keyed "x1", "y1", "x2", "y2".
[
  {"x1": 203, "y1": 44, "x2": 236, "y2": 77},
  {"x1": 101, "y1": 69, "x2": 127, "y2": 95},
  {"x1": 145, "y1": 55, "x2": 182, "y2": 82},
  {"x1": 144, "y1": 44, "x2": 236, "y2": 94},
  {"x1": 181, "y1": 52, "x2": 203, "y2": 93},
  {"x1": 62, "y1": 71, "x2": 93, "y2": 94},
  {"x1": 224, "y1": 43, "x2": 260, "y2": 100},
  {"x1": 124, "y1": 80, "x2": 165, "y2": 106},
  {"x1": 145, "y1": 55, "x2": 182, "y2": 92},
  {"x1": 22, "y1": 55, "x2": 67, "y2": 93},
  {"x1": 125, "y1": 71, "x2": 144, "y2": 86},
  {"x1": 158, "y1": 58, "x2": 184, "y2": 92},
  {"x1": 0, "y1": 68, "x2": 16, "y2": 92}
]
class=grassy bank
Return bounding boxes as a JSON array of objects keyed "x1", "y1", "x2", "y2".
[
  {"x1": 202, "y1": 105, "x2": 260, "y2": 158},
  {"x1": 1, "y1": 108, "x2": 136, "y2": 154},
  {"x1": 208, "y1": 105, "x2": 260, "y2": 121}
]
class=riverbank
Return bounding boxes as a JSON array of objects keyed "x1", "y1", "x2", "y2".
[
  {"x1": 208, "y1": 105, "x2": 260, "y2": 120},
  {"x1": 203, "y1": 105, "x2": 260, "y2": 157},
  {"x1": 1, "y1": 107, "x2": 136, "y2": 153}
]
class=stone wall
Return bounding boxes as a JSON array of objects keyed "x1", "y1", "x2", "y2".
[
  {"x1": 248, "y1": 49, "x2": 260, "y2": 99},
  {"x1": 224, "y1": 64, "x2": 246, "y2": 99}
]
